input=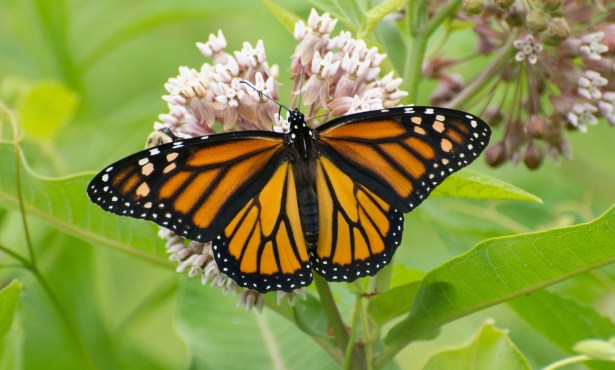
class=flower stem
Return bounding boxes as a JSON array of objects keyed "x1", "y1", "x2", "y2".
[
  {"x1": 343, "y1": 297, "x2": 362, "y2": 370},
  {"x1": 404, "y1": 0, "x2": 462, "y2": 104},
  {"x1": 445, "y1": 34, "x2": 517, "y2": 109},
  {"x1": 541, "y1": 355, "x2": 592, "y2": 370},
  {"x1": 314, "y1": 274, "x2": 363, "y2": 368}
]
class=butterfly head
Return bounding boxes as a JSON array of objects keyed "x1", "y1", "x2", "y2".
[{"x1": 288, "y1": 108, "x2": 306, "y2": 130}]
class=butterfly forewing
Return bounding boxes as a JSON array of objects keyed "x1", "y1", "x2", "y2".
[
  {"x1": 212, "y1": 162, "x2": 313, "y2": 293},
  {"x1": 87, "y1": 131, "x2": 286, "y2": 242},
  {"x1": 317, "y1": 106, "x2": 491, "y2": 213}
]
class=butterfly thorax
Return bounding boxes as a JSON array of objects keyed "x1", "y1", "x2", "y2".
[{"x1": 286, "y1": 109, "x2": 319, "y2": 247}]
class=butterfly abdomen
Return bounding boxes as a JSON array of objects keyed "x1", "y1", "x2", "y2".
[
  {"x1": 297, "y1": 185, "x2": 319, "y2": 246},
  {"x1": 293, "y1": 141, "x2": 319, "y2": 247}
]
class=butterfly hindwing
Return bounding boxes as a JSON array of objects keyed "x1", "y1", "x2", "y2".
[
  {"x1": 212, "y1": 161, "x2": 312, "y2": 293},
  {"x1": 87, "y1": 131, "x2": 286, "y2": 242},
  {"x1": 311, "y1": 156, "x2": 403, "y2": 282},
  {"x1": 317, "y1": 106, "x2": 491, "y2": 213}
]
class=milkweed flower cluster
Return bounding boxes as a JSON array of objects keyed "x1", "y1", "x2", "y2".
[
  {"x1": 424, "y1": 0, "x2": 614, "y2": 169},
  {"x1": 152, "y1": 9, "x2": 407, "y2": 310}
]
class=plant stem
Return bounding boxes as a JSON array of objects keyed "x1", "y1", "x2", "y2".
[
  {"x1": 404, "y1": 0, "x2": 462, "y2": 104},
  {"x1": 314, "y1": 275, "x2": 362, "y2": 368},
  {"x1": 445, "y1": 33, "x2": 517, "y2": 109},
  {"x1": 357, "y1": 296, "x2": 373, "y2": 370},
  {"x1": 14, "y1": 142, "x2": 36, "y2": 265},
  {"x1": 344, "y1": 297, "x2": 362, "y2": 370},
  {"x1": 541, "y1": 355, "x2": 592, "y2": 370},
  {"x1": 314, "y1": 274, "x2": 349, "y2": 348},
  {"x1": 31, "y1": 268, "x2": 97, "y2": 370},
  {"x1": 5, "y1": 106, "x2": 97, "y2": 370},
  {"x1": 0, "y1": 245, "x2": 31, "y2": 267}
]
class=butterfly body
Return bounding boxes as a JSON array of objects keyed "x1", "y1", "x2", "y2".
[
  {"x1": 88, "y1": 106, "x2": 491, "y2": 293},
  {"x1": 285, "y1": 109, "x2": 320, "y2": 246}
]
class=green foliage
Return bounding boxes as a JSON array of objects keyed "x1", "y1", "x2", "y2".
[
  {"x1": 423, "y1": 322, "x2": 531, "y2": 370},
  {"x1": 0, "y1": 143, "x2": 169, "y2": 265},
  {"x1": 384, "y1": 205, "x2": 615, "y2": 359},
  {"x1": 176, "y1": 280, "x2": 339, "y2": 369},
  {"x1": 433, "y1": 169, "x2": 542, "y2": 203},
  {"x1": 16, "y1": 80, "x2": 78, "y2": 140},
  {"x1": 0, "y1": 1, "x2": 614, "y2": 370},
  {"x1": 0, "y1": 280, "x2": 22, "y2": 370},
  {"x1": 364, "y1": 0, "x2": 409, "y2": 35}
]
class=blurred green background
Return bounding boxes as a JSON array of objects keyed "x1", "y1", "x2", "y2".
[{"x1": 0, "y1": 1, "x2": 614, "y2": 369}]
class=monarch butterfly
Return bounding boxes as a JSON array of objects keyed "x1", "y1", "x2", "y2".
[{"x1": 88, "y1": 105, "x2": 490, "y2": 292}]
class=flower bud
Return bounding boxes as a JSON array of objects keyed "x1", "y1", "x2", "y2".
[
  {"x1": 541, "y1": 0, "x2": 561, "y2": 12},
  {"x1": 544, "y1": 18, "x2": 570, "y2": 45},
  {"x1": 493, "y1": 0, "x2": 514, "y2": 9},
  {"x1": 486, "y1": 142, "x2": 507, "y2": 167},
  {"x1": 523, "y1": 141, "x2": 543, "y2": 170},
  {"x1": 505, "y1": 5, "x2": 524, "y2": 27},
  {"x1": 429, "y1": 75, "x2": 464, "y2": 106},
  {"x1": 483, "y1": 107, "x2": 504, "y2": 127},
  {"x1": 526, "y1": 9, "x2": 549, "y2": 33},
  {"x1": 463, "y1": 0, "x2": 486, "y2": 14},
  {"x1": 526, "y1": 115, "x2": 548, "y2": 138}
]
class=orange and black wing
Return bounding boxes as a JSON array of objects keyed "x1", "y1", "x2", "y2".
[
  {"x1": 87, "y1": 131, "x2": 287, "y2": 243},
  {"x1": 212, "y1": 162, "x2": 312, "y2": 293},
  {"x1": 312, "y1": 106, "x2": 490, "y2": 280},
  {"x1": 311, "y1": 155, "x2": 404, "y2": 281},
  {"x1": 316, "y1": 106, "x2": 491, "y2": 213}
]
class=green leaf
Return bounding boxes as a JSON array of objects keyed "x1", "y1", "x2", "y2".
[
  {"x1": 509, "y1": 290, "x2": 615, "y2": 366},
  {"x1": 307, "y1": 0, "x2": 358, "y2": 30},
  {"x1": 364, "y1": 0, "x2": 408, "y2": 34},
  {"x1": 261, "y1": 0, "x2": 301, "y2": 34},
  {"x1": 424, "y1": 321, "x2": 531, "y2": 370},
  {"x1": 16, "y1": 80, "x2": 78, "y2": 139},
  {"x1": 0, "y1": 280, "x2": 21, "y2": 370},
  {"x1": 382, "y1": 205, "x2": 615, "y2": 360},
  {"x1": 0, "y1": 143, "x2": 169, "y2": 266},
  {"x1": 368, "y1": 269, "x2": 424, "y2": 326},
  {"x1": 293, "y1": 293, "x2": 330, "y2": 337},
  {"x1": 176, "y1": 279, "x2": 339, "y2": 369},
  {"x1": 433, "y1": 169, "x2": 542, "y2": 203}
]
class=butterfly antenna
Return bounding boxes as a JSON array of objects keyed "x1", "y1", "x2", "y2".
[{"x1": 240, "y1": 80, "x2": 291, "y2": 112}]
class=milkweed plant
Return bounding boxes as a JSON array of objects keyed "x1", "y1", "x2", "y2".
[
  {"x1": 150, "y1": 3, "x2": 615, "y2": 369},
  {"x1": 1, "y1": 2, "x2": 614, "y2": 370}
]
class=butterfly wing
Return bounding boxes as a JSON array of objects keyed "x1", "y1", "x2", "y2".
[
  {"x1": 312, "y1": 155, "x2": 404, "y2": 281},
  {"x1": 212, "y1": 161, "x2": 312, "y2": 293},
  {"x1": 87, "y1": 131, "x2": 286, "y2": 242},
  {"x1": 316, "y1": 106, "x2": 491, "y2": 212},
  {"x1": 311, "y1": 106, "x2": 490, "y2": 280}
]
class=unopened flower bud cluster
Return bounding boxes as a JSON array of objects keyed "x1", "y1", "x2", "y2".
[{"x1": 429, "y1": 0, "x2": 614, "y2": 169}]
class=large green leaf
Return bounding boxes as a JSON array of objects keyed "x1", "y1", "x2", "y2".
[
  {"x1": 424, "y1": 322, "x2": 530, "y2": 370},
  {"x1": 0, "y1": 143, "x2": 169, "y2": 266},
  {"x1": 175, "y1": 279, "x2": 339, "y2": 369},
  {"x1": 381, "y1": 204, "x2": 615, "y2": 364},
  {"x1": 0, "y1": 280, "x2": 21, "y2": 370}
]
